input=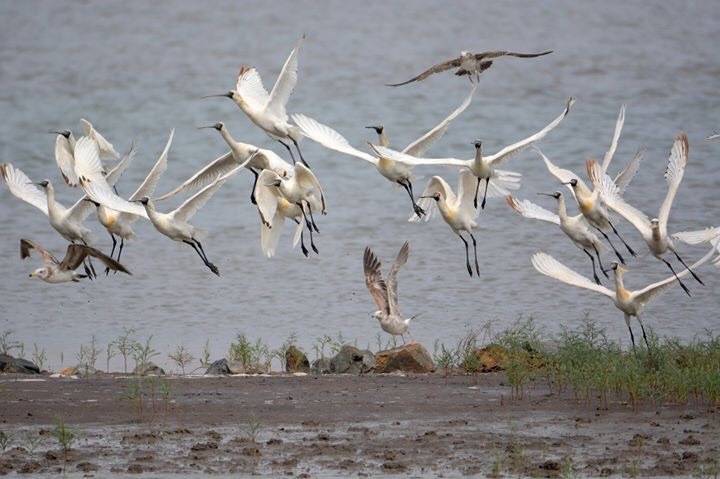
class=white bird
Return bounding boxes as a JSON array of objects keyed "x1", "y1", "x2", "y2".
[
  {"x1": 706, "y1": 132, "x2": 719, "y2": 141},
  {"x1": 363, "y1": 242, "x2": 415, "y2": 343},
  {"x1": 414, "y1": 169, "x2": 481, "y2": 277},
  {"x1": 404, "y1": 97, "x2": 574, "y2": 210},
  {"x1": 673, "y1": 227, "x2": 720, "y2": 266},
  {"x1": 21, "y1": 239, "x2": 130, "y2": 283},
  {"x1": 591, "y1": 133, "x2": 702, "y2": 295},
  {"x1": 196, "y1": 122, "x2": 292, "y2": 204},
  {"x1": 531, "y1": 248, "x2": 715, "y2": 349},
  {"x1": 253, "y1": 169, "x2": 305, "y2": 258},
  {"x1": 50, "y1": 129, "x2": 78, "y2": 186},
  {"x1": 292, "y1": 85, "x2": 476, "y2": 218},
  {"x1": 262, "y1": 163, "x2": 326, "y2": 256},
  {"x1": 203, "y1": 35, "x2": 308, "y2": 166},
  {"x1": 134, "y1": 165, "x2": 246, "y2": 276},
  {"x1": 80, "y1": 118, "x2": 120, "y2": 160},
  {"x1": 596, "y1": 104, "x2": 645, "y2": 196},
  {"x1": 507, "y1": 192, "x2": 607, "y2": 284},
  {"x1": 536, "y1": 148, "x2": 636, "y2": 264}
]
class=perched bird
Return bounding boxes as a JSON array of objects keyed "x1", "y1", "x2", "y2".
[
  {"x1": 531, "y1": 248, "x2": 715, "y2": 349},
  {"x1": 414, "y1": 170, "x2": 481, "y2": 277},
  {"x1": 21, "y1": 239, "x2": 130, "y2": 283},
  {"x1": 363, "y1": 242, "x2": 415, "y2": 343},
  {"x1": 293, "y1": 85, "x2": 476, "y2": 218},
  {"x1": 591, "y1": 134, "x2": 702, "y2": 295},
  {"x1": 134, "y1": 165, "x2": 247, "y2": 276},
  {"x1": 507, "y1": 193, "x2": 607, "y2": 285},
  {"x1": 203, "y1": 36, "x2": 308, "y2": 166},
  {"x1": 386, "y1": 49, "x2": 553, "y2": 86},
  {"x1": 253, "y1": 169, "x2": 306, "y2": 258}
]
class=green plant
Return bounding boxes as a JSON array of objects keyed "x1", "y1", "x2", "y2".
[
  {"x1": 158, "y1": 378, "x2": 172, "y2": 414},
  {"x1": 114, "y1": 328, "x2": 136, "y2": 373},
  {"x1": 242, "y1": 416, "x2": 262, "y2": 443},
  {"x1": 560, "y1": 456, "x2": 577, "y2": 479},
  {"x1": 53, "y1": 418, "x2": 76, "y2": 458},
  {"x1": 200, "y1": 339, "x2": 211, "y2": 368},
  {"x1": 123, "y1": 378, "x2": 144, "y2": 421},
  {"x1": 313, "y1": 335, "x2": 333, "y2": 360},
  {"x1": 31, "y1": 343, "x2": 46, "y2": 371},
  {"x1": 433, "y1": 340, "x2": 457, "y2": 376},
  {"x1": 22, "y1": 430, "x2": 41, "y2": 454},
  {"x1": 76, "y1": 335, "x2": 100, "y2": 376},
  {"x1": 228, "y1": 334, "x2": 271, "y2": 372},
  {"x1": 0, "y1": 430, "x2": 11, "y2": 452},
  {"x1": 131, "y1": 335, "x2": 159, "y2": 372},
  {"x1": 168, "y1": 345, "x2": 194, "y2": 375},
  {"x1": 0, "y1": 330, "x2": 22, "y2": 356}
]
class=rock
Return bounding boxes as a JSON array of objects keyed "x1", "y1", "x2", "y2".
[
  {"x1": 374, "y1": 343, "x2": 434, "y2": 373},
  {"x1": 76, "y1": 462, "x2": 99, "y2": 472},
  {"x1": 133, "y1": 362, "x2": 165, "y2": 376},
  {"x1": 285, "y1": 346, "x2": 310, "y2": 373},
  {"x1": 330, "y1": 345, "x2": 375, "y2": 374},
  {"x1": 0, "y1": 354, "x2": 40, "y2": 374},
  {"x1": 59, "y1": 367, "x2": 79, "y2": 377},
  {"x1": 467, "y1": 344, "x2": 508, "y2": 372},
  {"x1": 312, "y1": 357, "x2": 332, "y2": 374},
  {"x1": 205, "y1": 359, "x2": 231, "y2": 375},
  {"x1": 226, "y1": 360, "x2": 268, "y2": 374}
]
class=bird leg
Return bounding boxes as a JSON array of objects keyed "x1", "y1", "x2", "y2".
[
  {"x1": 469, "y1": 232, "x2": 480, "y2": 277},
  {"x1": 297, "y1": 203, "x2": 319, "y2": 254},
  {"x1": 299, "y1": 229, "x2": 309, "y2": 257},
  {"x1": 473, "y1": 178, "x2": 481, "y2": 209},
  {"x1": 594, "y1": 226, "x2": 626, "y2": 264},
  {"x1": 184, "y1": 240, "x2": 219, "y2": 276},
  {"x1": 608, "y1": 220, "x2": 636, "y2": 257},
  {"x1": 660, "y1": 257, "x2": 691, "y2": 297},
  {"x1": 583, "y1": 248, "x2": 601, "y2": 285},
  {"x1": 672, "y1": 250, "x2": 704, "y2": 285},
  {"x1": 398, "y1": 180, "x2": 424, "y2": 218},
  {"x1": 249, "y1": 167, "x2": 259, "y2": 205},
  {"x1": 291, "y1": 137, "x2": 310, "y2": 168},
  {"x1": 306, "y1": 201, "x2": 320, "y2": 233},
  {"x1": 278, "y1": 140, "x2": 297, "y2": 164},
  {"x1": 109, "y1": 232, "x2": 117, "y2": 259},
  {"x1": 637, "y1": 316, "x2": 651, "y2": 351},
  {"x1": 625, "y1": 315, "x2": 636, "y2": 352},
  {"x1": 78, "y1": 239, "x2": 97, "y2": 279},
  {"x1": 480, "y1": 177, "x2": 490, "y2": 209},
  {"x1": 592, "y1": 244, "x2": 609, "y2": 278},
  {"x1": 456, "y1": 232, "x2": 473, "y2": 277}
]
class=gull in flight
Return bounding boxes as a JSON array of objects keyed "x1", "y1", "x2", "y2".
[
  {"x1": 537, "y1": 148, "x2": 636, "y2": 264},
  {"x1": 21, "y1": 239, "x2": 130, "y2": 283},
  {"x1": 262, "y1": 163, "x2": 326, "y2": 256},
  {"x1": 253, "y1": 169, "x2": 306, "y2": 258},
  {"x1": 196, "y1": 122, "x2": 292, "y2": 204},
  {"x1": 507, "y1": 192, "x2": 607, "y2": 285},
  {"x1": 414, "y1": 170, "x2": 481, "y2": 277},
  {"x1": 134, "y1": 165, "x2": 246, "y2": 276},
  {"x1": 363, "y1": 241, "x2": 415, "y2": 343},
  {"x1": 293, "y1": 85, "x2": 476, "y2": 218},
  {"x1": 591, "y1": 134, "x2": 704, "y2": 295},
  {"x1": 388, "y1": 97, "x2": 574, "y2": 209},
  {"x1": 203, "y1": 35, "x2": 308, "y2": 166},
  {"x1": 531, "y1": 248, "x2": 715, "y2": 349},
  {"x1": 386, "y1": 49, "x2": 553, "y2": 86}
]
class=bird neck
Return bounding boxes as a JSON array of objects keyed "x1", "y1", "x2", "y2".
[
  {"x1": 651, "y1": 223, "x2": 662, "y2": 242},
  {"x1": 613, "y1": 269, "x2": 626, "y2": 292},
  {"x1": 556, "y1": 196, "x2": 568, "y2": 220},
  {"x1": 378, "y1": 131, "x2": 389, "y2": 147},
  {"x1": 473, "y1": 147, "x2": 483, "y2": 163},
  {"x1": 45, "y1": 185, "x2": 61, "y2": 217}
]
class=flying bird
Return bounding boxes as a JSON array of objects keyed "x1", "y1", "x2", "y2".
[
  {"x1": 203, "y1": 35, "x2": 308, "y2": 166},
  {"x1": 21, "y1": 239, "x2": 130, "y2": 283},
  {"x1": 363, "y1": 241, "x2": 415, "y2": 343},
  {"x1": 386, "y1": 49, "x2": 553, "y2": 86}
]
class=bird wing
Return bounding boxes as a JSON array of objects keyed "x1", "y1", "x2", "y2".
[
  {"x1": 236, "y1": 65, "x2": 270, "y2": 111},
  {"x1": 672, "y1": 227, "x2": 720, "y2": 245},
  {"x1": 80, "y1": 178, "x2": 148, "y2": 218},
  {"x1": 386, "y1": 241, "x2": 409, "y2": 316},
  {"x1": 402, "y1": 84, "x2": 476, "y2": 157},
  {"x1": 506, "y1": 196, "x2": 560, "y2": 225},
  {"x1": 128, "y1": 130, "x2": 173, "y2": 201},
  {"x1": 535, "y1": 147, "x2": 587, "y2": 199},
  {"x1": 613, "y1": 148, "x2": 644, "y2": 195},
  {"x1": 531, "y1": 252, "x2": 614, "y2": 298},
  {"x1": 154, "y1": 151, "x2": 236, "y2": 201},
  {"x1": 104, "y1": 142, "x2": 138, "y2": 187},
  {"x1": 255, "y1": 170, "x2": 280, "y2": 227},
  {"x1": 409, "y1": 175, "x2": 456, "y2": 223},
  {"x1": 54, "y1": 135, "x2": 78, "y2": 186},
  {"x1": 363, "y1": 247, "x2": 390, "y2": 314},
  {"x1": 73, "y1": 136, "x2": 107, "y2": 181},
  {"x1": 632, "y1": 247, "x2": 715, "y2": 305},
  {"x1": 171, "y1": 165, "x2": 243, "y2": 222},
  {"x1": 385, "y1": 56, "x2": 462, "y2": 87},
  {"x1": 0, "y1": 163, "x2": 49, "y2": 216},
  {"x1": 20, "y1": 239, "x2": 59, "y2": 266},
  {"x1": 292, "y1": 113, "x2": 378, "y2": 164},
  {"x1": 80, "y1": 118, "x2": 119, "y2": 159},
  {"x1": 600, "y1": 104, "x2": 625, "y2": 173},
  {"x1": 265, "y1": 35, "x2": 304, "y2": 121},
  {"x1": 59, "y1": 244, "x2": 131, "y2": 274},
  {"x1": 457, "y1": 168, "x2": 481, "y2": 218},
  {"x1": 294, "y1": 163, "x2": 326, "y2": 213},
  {"x1": 475, "y1": 50, "x2": 554, "y2": 60},
  {"x1": 260, "y1": 209, "x2": 285, "y2": 258},
  {"x1": 658, "y1": 133, "x2": 689, "y2": 237},
  {"x1": 486, "y1": 97, "x2": 574, "y2": 167},
  {"x1": 369, "y1": 144, "x2": 467, "y2": 167}
]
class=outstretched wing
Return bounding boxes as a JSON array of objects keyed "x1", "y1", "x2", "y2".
[
  {"x1": 294, "y1": 163, "x2": 326, "y2": 213},
  {"x1": 506, "y1": 196, "x2": 560, "y2": 225},
  {"x1": 601, "y1": 104, "x2": 625, "y2": 173},
  {"x1": 292, "y1": 114, "x2": 378, "y2": 164},
  {"x1": 385, "y1": 56, "x2": 462, "y2": 87},
  {"x1": 386, "y1": 241, "x2": 409, "y2": 317},
  {"x1": 266, "y1": 35, "x2": 304, "y2": 121},
  {"x1": 475, "y1": 50, "x2": 553, "y2": 60},
  {"x1": 236, "y1": 65, "x2": 270, "y2": 111},
  {"x1": 0, "y1": 163, "x2": 49, "y2": 216},
  {"x1": 129, "y1": 130, "x2": 173, "y2": 201},
  {"x1": 409, "y1": 175, "x2": 456, "y2": 223},
  {"x1": 154, "y1": 151, "x2": 236, "y2": 201},
  {"x1": 456, "y1": 168, "x2": 481, "y2": 218},
  {"x1": 535, "y1": 147, "x2": 587, "y2": 200},
  {"x1": 658, "y1": 133, "x2": 688, "y2": 237},
  {"x1": 20, "y1": 239, "x2": 59, "y2": 266},
  {"x1": 171, "y1": 165, "x2": 243, "y2": 222},
  {"x1": 80, "y1": 118, "x2": 119, "y2": 159},
  {"x1": 363, "y1": 247, "x2": 389, "y2": 314},
  {"x1": 486, "y1": 97, "x2": 574, "y2": 167},
  {"x1": 614, "y1": 148, "x2": 644, "y2": 195},
  {"x1": 403, "y1": 84, "x2": 476, "y2": 157},
  {"x1": 59, "y1": 244, "x2": 131, "y2": 275},
  {"x1": 672, "y1": 227, "x2": 720, "y2": 245},
  {"x1": 531, "y1": 252, "x2": 614, "y2": 297},
  {"x1": 369, "y1": 144, "x2": 467, "y2": 167},
  {"x1": 54, "y1": 134, "x2": 78, "y2": 186}
]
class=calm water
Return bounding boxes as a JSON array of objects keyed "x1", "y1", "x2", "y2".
[{"x1": 1, "y1": 1, "x2": 719, "y2": 369}]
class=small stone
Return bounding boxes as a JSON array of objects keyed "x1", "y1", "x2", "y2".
[
  {"x1": 285, "y1": 345, "x2": 310, "y2": 373},
  {"x1": 373, "y1": 343, "x2": 434, "y2": 373},
  {"x1": 469, "y1": 344, "x2": 509, "y2": 372},
  {"x1": 18, "y1": 461, "x2": 41, "y2": 474},
  {"x1": 681, "y1": 451, "x2": 698, "y2": 462},
  {"x1": 311, "y1": 357, "x2": 332, "y2": 374},
  {"x1": 205, "y1": 359, "x2": 231, "y2": 375},
  {"x1": 242, "y1": 446, "x2": 261, "y2": 457},
  {"x1": 330, "y1": 345, "x2": 375, "y2": 374},
  {"x1": 132, "y1": 362, "x2": 165, "y2": 376}
]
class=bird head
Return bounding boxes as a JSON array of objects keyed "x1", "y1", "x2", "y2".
[
  {"x1": 538, "y1": 191, "x2": 562, "y2": 200},
  {"x1": 198, "y1": 122, "x2": 224, "y2": 131},
  {"x1": 473, "y1": 139, "x2": 482, "y2": 149},
  {"x1": 29, "y1": 267, "x2": 49, "y2": 280},
  {"x1": 365, "y1": 125, "x2": 384, "y2": 135},
  {"x1": 420, "y1": 192, "x2": 442, "y2": 202},
  {"x1": 50, "y1": 130, "x2": 72, "y2": 138},
  {"x1": 83, "y1": 198, "x2": 101, "y2": 208},
  {"x1": 134, "y1": 196, "x2": 150, "y2": 206},
  {"x1": 562, "y1": 178, "x2": 578, "y2": 188},
  {"x1": 460, "y1": 50, "x2": 471, "y2": 58},
  {"x1": 650, "y1": 218, "x2": 660, "y2": 228},
  {"x1": 34, "y1": 180, "x2": 50, "y2": 189},
  {"x1": 610, "y1": 262, "x2": 627, "y2": 274},
  {"x1": 371, "y1": 311, "x2": 383, "y2": 321}
]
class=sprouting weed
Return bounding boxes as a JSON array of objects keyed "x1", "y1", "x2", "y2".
[
  {"x1": 114, "y1": 328, "x2": 136, "y2": 374},
  {"x1": 433, "y1": 340, "x2": 457, "y2": 376},
  {"x1": 200, "y1": 339, "x2": 212, "y2": 368},
  {"x1": 242, "y1": 416, "x2": 262, "y2": 443},
  {"x1": 131, "y1": 335, "x2": 160, "y2": 372},
  {"x1": 106, "y1": 341, "x2": 117, "y2": 373},
  {"x1": 168, "y1": 345, "x2": 194, "y2": 375},
  {"x1": 0, "y1": 330, "x2": 22, "y2": 356},
  {"x1": 53, "y1": 418, "x2": 76, "y2": 458},
  {"x1": 23, "y1": 430, "x2": 41, "y2": 454},
  {"x1": 32, "y1": 343, "x2": 47, "y2": 371},
  {"x1": 76, "y1": 335, "x2": 100, "y2": 376},
  {"x1": 0, "y1": 430, "x2": 11, "y2": 452}
]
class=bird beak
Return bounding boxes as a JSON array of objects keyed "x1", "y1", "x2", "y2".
[
  {"x1": 48, "y1": 130, "x2": 65, "y2": 135},
  {"x1": 561, "y1": 181, "x2": 573, "y2": 185},
  {"x1": 201, "y1": 92, "x2": 233, "y2": 99},
  {"x1": 28, "y1": 272, "x2": 35, "y2": 278},
  {"x1": 419, "y1": 195, "x2": 434, "y2": 199},
  {"x1": 197, "y1": 125, "x2": 216, "y2": 130},
  {"x1": 537, "y1": 192, "x2": 555, "y2": 197}
]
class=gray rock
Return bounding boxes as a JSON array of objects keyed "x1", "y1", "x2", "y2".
[
  {"x1": 205, "y1": 359, "x2": 231, "y2": 375},
  {"x1": 133, "y1": 362, "x2": 165, "y2": 376},
  {"x1": 329, "y1": 345, "x2": 375, "y2": 374},
  {"x1": 0, "y1": 354, "x2": 40, "y2": 374},
  {"x1": 312, "y1": 357, "x2": 332, "y2": 374}
]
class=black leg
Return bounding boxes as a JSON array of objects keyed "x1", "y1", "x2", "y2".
[
  {"x1": 297, "y1": 203, "x2": 318, "y2": 254},
  {"x1": 583, "y1": 248, "x2": 601, "y2": 285},
  {"x1": 457, "y1": 232, "x2": 473, "y2": 277},
  {"x1": 608, "y1": 220, "x2": 636, "y2": 257},
  {"x1": 481, "y1": 177, "x2": 490, "y2": 209},
  {"x1": 299, "y1": 229, "x2": 309, "y2": 257},
  {"x1": 291, "y1": 137, "x2": 309, "y2": 168},
  {"x1": 473, "y1": 177, "x2": 481, "y2": 209},
  {"x1": 672, "y1": 250, "x2": 704, "y2": 285},
  {"x1": 185, "y1": 240, "x2": 219, "y2": 276},
  {"x1": 592, "y1": 244, "x2": 609, "y2": 278},
  {"x1": 249, "y1": 168, "x2": 259, "y2": 205},
  {"x1": 638, "y1": 318, "x2": 651, "y2": 350},
  {"x1": 278, "y1": 140, "x2": 296, "y2": 164},
  {"x1": 469, "y1": 232, "x2": 480, "y2": 277},
  {"x1": 398, "y1": 180, "x2": 424, "y2": 218},
  {"x1": 306, "y1": 202, "x2": 320, "y2": 233},
  {"x1": 109, "y1": 232, "x2": 117, "y2": 259},
  {"x1": 626, "y1": 318, "x2": 636, "y2": 351},
  {"x1": 661, "y1": 257, "x2": 691, "y2": 297},
  {"x1": 594, "y1": 226, "x2": 625, "y2": 264}
]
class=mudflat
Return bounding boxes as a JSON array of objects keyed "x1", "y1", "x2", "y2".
[{"x1": 0, "y1": 373, "x2": 718, "y2": 477}]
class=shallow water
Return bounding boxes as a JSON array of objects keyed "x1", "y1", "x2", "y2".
[{"x1": 0, "y1": 1, "x2": 719, "y2": 369}]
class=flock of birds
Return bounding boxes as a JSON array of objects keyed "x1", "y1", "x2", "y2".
[{"x1": 2, "y1": 37, "x2": 719, "y2": 349}]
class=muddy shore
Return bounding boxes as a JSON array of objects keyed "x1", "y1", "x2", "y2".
[{"x1": 0, "y1": 373, "x2": 718, "y2": 477}]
